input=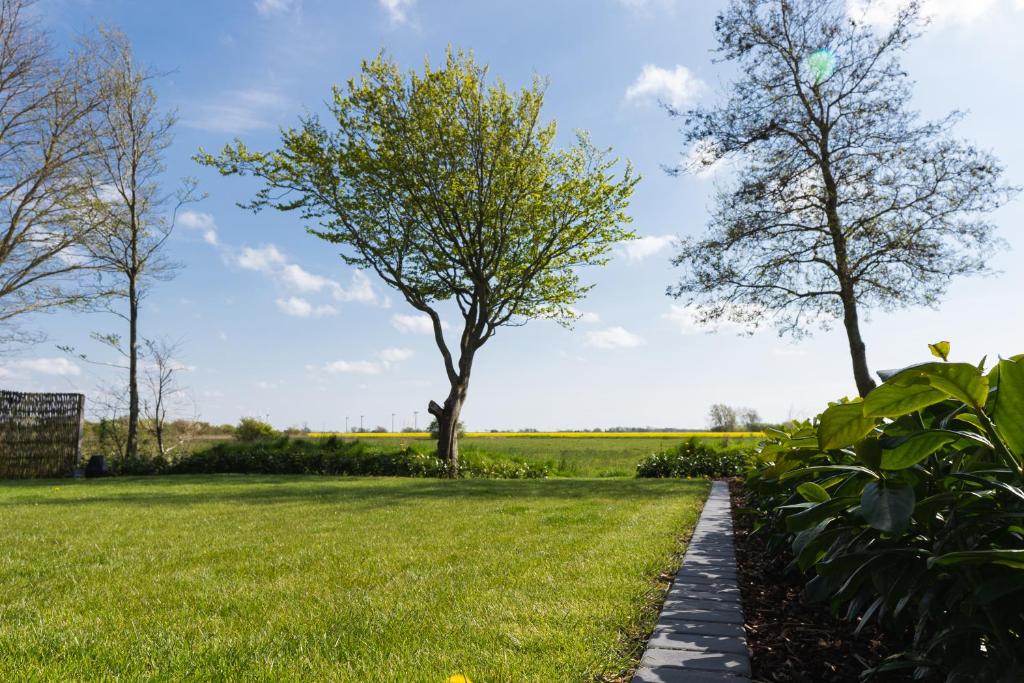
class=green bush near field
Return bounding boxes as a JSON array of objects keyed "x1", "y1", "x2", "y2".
[
  {"x1": 113, "y1": 436, "x2": 550, "y2": 479},
  {"x1": 636, "y1": 438, "x2": 752, "y2": 478}
]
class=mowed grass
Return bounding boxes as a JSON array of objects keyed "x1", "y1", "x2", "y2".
[
  {"x1": 0, "y1": 475, "x2": 708, "y2": 681},
  {"x1": 344, "y1": 435, "x2": 760, "y2": 477}
]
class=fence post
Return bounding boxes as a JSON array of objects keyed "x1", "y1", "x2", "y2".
[{"x1": 76, "y1": 393, "x2": 86, "y2": 472}]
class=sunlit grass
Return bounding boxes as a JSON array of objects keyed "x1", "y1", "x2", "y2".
[{"x1": 0, "y1": 476, "x2": 708, "y2": 681}]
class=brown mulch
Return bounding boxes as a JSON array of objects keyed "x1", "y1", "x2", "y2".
[{"x1": 729, "y1": 480, "x2": 907, "y2": 682}]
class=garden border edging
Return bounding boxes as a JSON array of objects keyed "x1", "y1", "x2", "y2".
[{"x1": 632, "y1": 480, "x2": 751, "y2": 682}]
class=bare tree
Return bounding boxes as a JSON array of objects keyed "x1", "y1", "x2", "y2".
[
  {"x1": 738, "y1": 407, "x2": 761, "y2": 430},
  {"x1": 669, "y1": 0, "x2": 1016, "y2": 396},
  {"x1": 81, "y1": 30, "x2": 195, "y2": 459},
  {"x1": 708, "y1": 404, "x2": 738, "y2": 432},
  {"x1": 0, "y1": 0, "x2": 111, "y2": 345},
  {"x1": 141, "y1": 337, "x2": 190, "y2": 457}
]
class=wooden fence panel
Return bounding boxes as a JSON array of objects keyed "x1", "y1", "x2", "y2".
[{"x1": 0, "y1": 390, "x2": 84, "y2": 478}]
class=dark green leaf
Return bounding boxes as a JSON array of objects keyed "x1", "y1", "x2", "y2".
[
  {"x1": 881, "y1": 431, "x2": 958, "y2": 470},
  {"x1": 796, "y1": 481, "x2": 831, "y2": 503},
  {"x1": 929, "y1": 549, "x2": 1024, "y2": 570},
  {"x1": 860, "y1": 482, "x2": 915, "y2": 534}
]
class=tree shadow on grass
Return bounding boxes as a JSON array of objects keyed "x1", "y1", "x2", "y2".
[{"x1": 0, "y1": 475, "x2": 709, "y2": 511}]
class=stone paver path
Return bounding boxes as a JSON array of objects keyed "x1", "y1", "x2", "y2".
[{"x1": 632, "y1": 480, "x2": 750, "y2": 682}]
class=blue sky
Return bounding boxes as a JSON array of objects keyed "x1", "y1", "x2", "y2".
[{"x1": 6, "y1": 0, "x2": 1023, "y2": 430}]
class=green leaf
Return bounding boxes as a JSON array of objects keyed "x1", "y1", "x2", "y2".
[
  {"x1": 928, "y1": 341, "x2": 951, "y2": 361},
  {"x1": 797, "y1": 481, "x2": 831, "y2": 503},
  {"x1": 860, "y1": 482, "x2": 915, "y2": 534},
  {"x1": 863, "y1": 382, "x2": 948, "y2": 418},
  {"x1": 778, "y1": 464, "x2": 879, "y2": 481},
  {"x1": 785, "y1": 497, "x2": 854, "y2": 532},
  {"x1": 903, "y1": 363, "x2": 989, "y2": 408},
  {"x1": 881, "y1": 431, "x2": 959, "y2": 470},
  {"x1": 855, "y1": 437, "x2": 883, "y2": 469},
  {"x1": 953, "y1": 412, "x2": 983, "y2": 431},
  {"x1": 966, "y1": 574, "x2": 1024, "y2": 606},
  {"x1": 818, "y1": 401, "x2": 878, "y2": 450},
  {"x1": 929, "y1": 549, "x2": 1024, "y2": 570},
  {"x1": 990, "y1": 357, "x2": 1024, "y2": 456}
]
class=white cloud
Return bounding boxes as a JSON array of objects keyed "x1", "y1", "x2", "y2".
[
  {"x1": 619, "y1": 235, "x2": 675, "y2": 263},
  {"x1": 585, "y1": 326, "x2": 645, "y2": 350},
  {"x1": 254, "y1": 0, "x2": 300, "y2": 17},
  {"x1": 235, "y1": 244, "x2": 378, "y2": 305},
  {"x1": 179, "y1": 210, "x2": 219, "y2": 246},
  {"x1": 333, "y1": 270, "x2": 377, "y2": 303},
  {"x1": 379, "y1": 0, "x2": 415, "y2": 24},
  {"x1": 568, "y1": 307, "x2": 600, "y2": 323},
  {"x1": 254, "y1": 380, "x2": 277, "y2": 389},
  {"x1": 392, "y1": 313, "x2": 448, "y2": 335},
  {"x1": 184, "y1": 89, "x2": 290, "y2": 134},
  {"x1": 321, "y1": 347, "x2": 414, "y2": 375},
  {"x1": 377, "y1": 347, "x2": 414, "y2": 363},
  {"x1": 275, "y1": 297, "x2": 337, "y2": 318},
  {"x1": 625, "y1": 64, "x2": 705, "y2": 109},
  {"x1": 237, "y1": 244, "x2": 287, "y2": 273},
  {"x1": 846, "y1": 0, "x2": 1001, "y2": 27},
  {"x1": 617, "y1": 0, "x2": 677, "y2": 10},
  {"x1": 9, "y1": 357, "x2": 81, "y2": 376},
  {"x1": 324, "y1": 360, "x2": 382, "y2": 375}
]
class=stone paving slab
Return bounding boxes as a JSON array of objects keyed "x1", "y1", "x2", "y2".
[{"x1": 633, "y1": 480, "x2": 750, "y2": 683}]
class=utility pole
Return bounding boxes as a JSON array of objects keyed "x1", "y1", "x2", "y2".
[
  {"x1": 359, "y1": 415, "x2": 364, "y2": 431},
  {"x1": 345, "y1": 416, "x2": 349, "y2": 433},
  {"x1": 414, "y1": 411, "x2": 418, "y2": 430},
  {"x1": 391, "y1": 412, "x2": 395, "y2": 433}
]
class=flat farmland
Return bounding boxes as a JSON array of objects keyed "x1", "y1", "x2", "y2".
[{"x1": 322, "y1": 433, "x2": 762, "y2": 477}]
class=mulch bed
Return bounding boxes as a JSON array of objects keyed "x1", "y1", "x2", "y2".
[{"x1": 729, "y1": 480, "x2": 906, "y2": 682}]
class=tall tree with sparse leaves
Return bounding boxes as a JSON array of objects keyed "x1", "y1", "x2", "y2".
[
  {"x1": 669, "y1": 0, "x2": 1016, "y2": 396},
  {"x1": 83, "y1": 30, "x2": 194, "y2": 460},
  {"x1": 0, "y1": 0, "x2": 111, "y2": 346},
  {"x1": 199, "y1": 49, "x2": 637, "y2": 469}
]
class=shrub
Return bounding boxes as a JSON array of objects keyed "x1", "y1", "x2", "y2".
[
  {"x1": 636, "y1": 438, "x2": 751, "y2": 478},
  {"x1": 164, "y1": 437, "x2": 548, "y2": 480},
  {"x1": 428, "y1": 418, "x2": 465, "y2": 439},
  {"x1": 235, "y1": 417, "x2": 276, "y2": 442},
  {"x1": 744, "y1": 343, "x2": 1024, "y2": 681}
]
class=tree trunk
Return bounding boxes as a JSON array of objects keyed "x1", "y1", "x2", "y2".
[
  {"x1": 126, "y1": 280, "x2": 139, "y2": 459},
  {"x1": 840, "y1": 291, "x2": 876, "y2": 397},
  {"x1": 429, "y1": 383, "x2": 466, "y2": 474}
]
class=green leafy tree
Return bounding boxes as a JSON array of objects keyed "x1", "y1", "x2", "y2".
[
  {"x1": 198, "y1": 49, "x2": 636, "y2": 469},
  {"x1": 235, "y1": 417, "x2": 275, "y2": 443},
  {"x1": 668, "y1": 0, "x2": 1016, "y2": 397}
]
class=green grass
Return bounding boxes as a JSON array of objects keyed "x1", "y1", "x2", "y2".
[
  {"x1": 0, "y1": 475, "x2": 708, "y2": 681},
  {"x1": 344, "y1": 435, "x2": 759, "y2": 477}
]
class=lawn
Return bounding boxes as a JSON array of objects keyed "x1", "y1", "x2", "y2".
[
  {"x1": 335, "y1": 435, "x2": 759, "y2": 477},
  {"x1": 0, "y1": 475, "x2": 708, "y2": 681}
]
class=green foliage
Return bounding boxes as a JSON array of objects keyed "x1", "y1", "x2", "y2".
[
  {"x1": 234, "y1": 417, "x2": 276, "y2": 442},
  {"x1": 744, "y1": 344, "x2": 1024, "y2": 681},
  {"x1": 154, "y1": 437, "x2": 549, "y2": 480},
  {"x1": 428, "y1": 418, "x2": 465, "y2": 440},
  {"x1": 635, "y1": 438, "x2": 751, "y2": 478}
]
